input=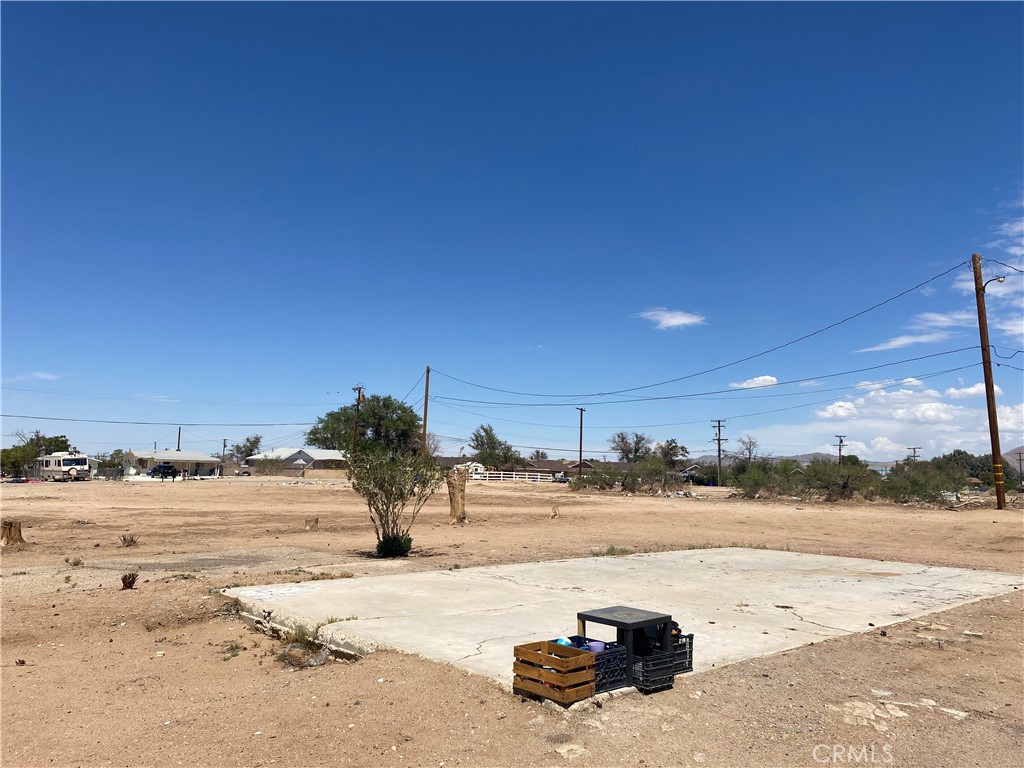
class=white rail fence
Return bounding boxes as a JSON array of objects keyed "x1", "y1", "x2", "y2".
[{"x1": 469, "y1": 471, "x2": 560, "y2": 483}]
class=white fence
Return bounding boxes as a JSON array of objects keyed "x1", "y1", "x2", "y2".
[{"x1": 470, "y1": 471, "x2": 557, "y2": 483}]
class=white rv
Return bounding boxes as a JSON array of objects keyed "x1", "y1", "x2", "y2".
[{"x1": 35, "y1": 451, "x2": 92, "y2": 481}]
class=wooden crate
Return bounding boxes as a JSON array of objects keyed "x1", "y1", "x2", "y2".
[{"x1": 512, "y1": 641, "x2": 596, "y2": 705}]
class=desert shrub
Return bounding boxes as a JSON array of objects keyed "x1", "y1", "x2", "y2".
[
  {"x1": 802, "y1": 458, "x2": 875, "y2": 501},
  {"x1": 570, "y1": 462, "x2": 624, "y2": 491},
  {"x1": 736, "y1": 459, "x2": 803, "y2": 498},
  {"x1": 350, "y1": 446, "x2": 444, "y2": 558},
  {"x1": 376, "y1": 533, "x2": 413, "y2": 558},
  {"x1": 876, "y1": 460, "x2": 965, "y2": 503},
  {"x1": 121, "y1": 572, "x2": 139, "y2": 590}
]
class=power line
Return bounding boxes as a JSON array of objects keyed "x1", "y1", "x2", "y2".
[
  {"x1": 0, "y1": 415, "x2": 316, "y2": 427},
  {"x1": 431, "y1": 347, "x2": 977, "y2": 407},
  {"x1": 431, "y1": 260, "x2": 970, "y2": 398},
  {"x1": 400, "y1": 370, "x2": 426, "y2": 404}
]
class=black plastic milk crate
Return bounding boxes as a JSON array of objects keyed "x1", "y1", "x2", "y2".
[
  {"x1": 565, "y1": 636, "x2": 628, "y2": 693},
  {"x1": 672, "y1": 633, "x2": 694, "y2": 675},
  {"x1": 632, "y1": 649, "x2": 674, "y2": 693},
  {"x1": 594, "y1": 643, "x2": 627, "y2": 693}
]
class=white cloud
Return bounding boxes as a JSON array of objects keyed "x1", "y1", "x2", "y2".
[
  {"x1": 869, "y1": 436, "x2": 906, "y2": 460},
  {"x1": 890, "y1": 402, "x2": 963, "y2": 423},
  {"x1": 993, "y1": 313, "x2": 1024, "y2": 345},
  {"x1": 909, "y1": 311, "x2": 974, "y2": 330},
  {"x1": 945, "y1": 383, "x2": 1002, "y2": 399},
  {"x1": 729, "y1": 375, "x2": 778, "y2": 390},
  {"x1": 815, "y1": 401, "x2": 858, "y2": 419},
  {"x1": 854, "y1": 379, "x2": 896, "y2": 391},
  {"x1": 1, "y1": 371, "x2": 62, "y2": 383},
  {"x1": 856, "y1": 332, "x2": 951, "y2": 353},
  {"x1": 998, "y1": 402, "x2": 1024, "y2": 434},
  {"x1": 901, "y1": 377, "x2": 925, "y2": 387},
  {"x1": 134, "y1": 394, "x2": 180, "y2": 403},
  {"x1": 986, "y1": 216, "x2": 1024, "y2": 257},
  {"x1": 799, "y1": 380, "x2": 823, "y2": 388},
  {"x1": 636, "y1": 308, "x2": 705, "y2": 330}
]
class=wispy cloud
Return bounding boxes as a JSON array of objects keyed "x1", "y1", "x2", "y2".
[
  {"x1": 729, "y1": 375, "x2": 778, "y2": 390},
  {"x1": 799, "y1": 380, "x2": 823, "y2": 388},
  {"x1": 636, "y1": 308, "x2": 706, "y2": 330},
  {"x1": 909, "y1": 311, "x2": 974, "y2": 330},
  {"x1": 987, "y1": 217, "x2": 1024, "y2": 258},
  {"x1": 856, "y1": 332, "x2": 951, "y2": 353},
  {"x1": 945, "y1": 383, "x2": 1002, "y2": 399},
  {"x1": 134, "y1": 394, "x2": 180, "y2": 403},
  {"x1": 2, "y1": 371, "x2": 62, "y2": 383}
]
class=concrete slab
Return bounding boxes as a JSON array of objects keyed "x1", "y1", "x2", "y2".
[{"x1": 225, "y1": 548, "x2": 1021, "y2": 686}]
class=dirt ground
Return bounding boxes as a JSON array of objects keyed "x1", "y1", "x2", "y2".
[{"x1": 2, "y1": 478, "x2": 1022, "y2": 768}]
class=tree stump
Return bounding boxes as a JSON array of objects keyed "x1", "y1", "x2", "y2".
[
  {"x1": 446, "y1": 467, "x2": 468, "y2": 524},
  {"x1": 1, "y1": 520, "x2": 26, "y2": 546},
  {"x1": 304, "y1": 517, "x2": 319, "y2": 531}
]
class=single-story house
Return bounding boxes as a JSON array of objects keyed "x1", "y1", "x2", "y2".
[
  {"x1": 125, "y1": 449, "x2": 222, "y2": 477},
  {"x1": 244, "y1": 447, "x2": 348, "y2": 477}
]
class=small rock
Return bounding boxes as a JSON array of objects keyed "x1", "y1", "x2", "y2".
[
  {"x1": 554, "y1": 743, "x2": 589, "y2": 760},
  {"x1": 496, "y1": 712, "x2": 506, "y2": 720},
  {"x1": 962, "y1": 630, "x2": 983, "y2": 638}
]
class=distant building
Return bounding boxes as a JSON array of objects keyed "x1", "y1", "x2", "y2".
[
  {"x1": 245, "y1": 447, "x2": 347, "y2": 477},
  {"x1": 125, "y1": 449, "x2": 221, "y2": 477}
]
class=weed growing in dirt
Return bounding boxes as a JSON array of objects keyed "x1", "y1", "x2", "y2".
[
  {"x1": 63, "y1": 575, "x2": 71, "y2": 583},
  {"x1": 593, "y1": 545, "x2": 635, "y2": 557},
  {"x1": 121, "y1": 572, "x2": 139, "y2": 590},
  {"x1": 685, "y1": 541, "x2": 791, "y2": 552},
  {"x1": 274, "y1": 568, "x2": 353, "y2": 582},
  {"x1": 119, "y1": 533, "x2": 141, "y2": 547},
  {"x1": 69, "y1": 557, "x2": 83, "y2": 567},
  {"x1": 222, "y1": 642, "x2": 243, "y2": 660}
]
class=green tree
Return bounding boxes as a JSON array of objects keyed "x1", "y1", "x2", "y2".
[
  {"x1": 350, "y1": 447, "x2": 446, "y2": 557},
  {"x1": 621, "y1": 454, "x2": 671, "y2": 493},
  {"x1": 468, "y1": 425, "x2": 523, "y2": 470},
  {"x1": 656, "y1": 439, "x2": 689, "y2": 469},
  {"x1": 230, "y1": 434, "x2": 263, "y2": 464},
  {"x1": 307, "y1": 395, "x2": 422, "y2": 455},
  {"x1": 528, "y1": 450, "x2": 549, "y2": 461},
  {"x1": 98, "y1": 449, "x2": 127, "y2": 469},
  {"x1": 609, "y1": 431, "x2": 653, "y2": 463},
  {"x1": 1, "y1": 431, "x2": 73, "y2": 477}
]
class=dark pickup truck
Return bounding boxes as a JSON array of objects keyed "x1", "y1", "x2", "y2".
[{"x1": 149, "y1": 463, "x2": 179, "y2": 479}]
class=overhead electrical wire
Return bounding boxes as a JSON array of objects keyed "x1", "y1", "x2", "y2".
[
  {"x1": 0, "y1": 415, "x2": 316, "y2": 427},
  {"x1": 432, "y1": 347, "x2": 977, "y2": 408},
  {"x1": 399, "y1": 370, "x2": 426, "y2": 405},
  {"x1": 432, "y1": 260, "x2": 971, "y2": 399},
  {"x1": 431, "y1": 362, "x2": 982, "y2": 434}
]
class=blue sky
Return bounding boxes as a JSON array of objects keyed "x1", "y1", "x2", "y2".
[{"x1": 2, "y1": 2, "x2": 1022, "y2": 462}]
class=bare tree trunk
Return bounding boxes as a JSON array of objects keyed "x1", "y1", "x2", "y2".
[
  {"x1": 1, "y1": 520, "x2": 26, "y2": 546},
  {"x1": 446, "y1": 468, "x2": 468, "y2": 524}
]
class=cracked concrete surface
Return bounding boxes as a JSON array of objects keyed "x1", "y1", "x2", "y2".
[{"x1": 224, "y1": 548, "x2": 1021, "y2": 685}]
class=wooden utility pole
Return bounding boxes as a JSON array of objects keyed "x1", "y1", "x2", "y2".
[
  {"x1": 972, "y1": 254, "x2": 1006, "y2": 510},
  {"x1": 908, "y1": 447, "x2": 922, "y2": 462},
  {"x1": 176, "y1": 427, "x2": 181, "y2": 451},
  {"x1": 351, "y1": 385, "x2": 365, "y2": 458},
  {"x1": 712, "y1": 420, "x2": 727, "y2": 487},
  {"x1": 421, "y1": 366, "x2": 431, "y2": 455},
  {"x1": 834, "y1": 435, "x2": 846, "y2": 464},
  {"x1": 576, "y1": 407, "x2": 585, "y2": 477}
]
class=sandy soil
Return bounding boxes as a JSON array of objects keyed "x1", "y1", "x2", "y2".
[{"x1": 2, "y1": 478, "x2": 1022, "y2": 768}]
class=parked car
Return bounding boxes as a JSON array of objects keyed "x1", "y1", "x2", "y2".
[{"x1": 149, "y1": 463, "x2": 179, "y2": 479}]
